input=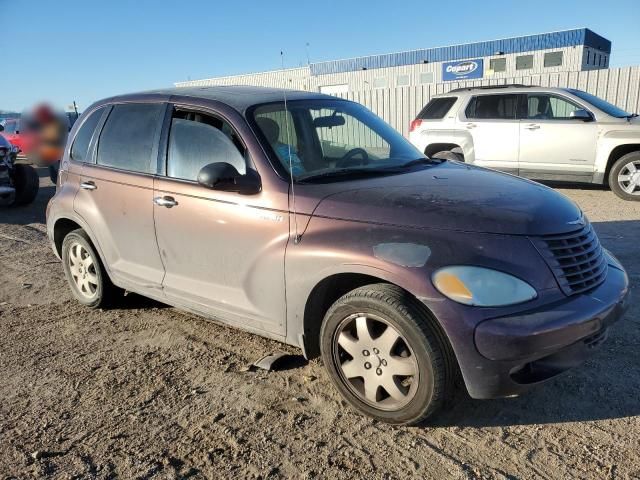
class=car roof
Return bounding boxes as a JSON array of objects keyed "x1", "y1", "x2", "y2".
[{"x1": 93, "y1": 85, "x2": 338, "y2": 113}]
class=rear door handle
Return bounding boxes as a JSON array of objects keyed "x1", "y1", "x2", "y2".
[
  {"x1": 80, "y1": 181, "x2": 97, "y2": 190},
  {"x1": 525, "y1": 124, "x2": 540, "y2": 130},
  {"x1": 153, "y1": 196, "x2": 178, "y2": 208},
  {"x1": 466, "y1": 122, "x2": 476, "y2": 129}
]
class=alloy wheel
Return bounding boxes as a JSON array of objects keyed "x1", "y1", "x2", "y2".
[
  {"x1": 332, "y1": 313, "x2": 419, "y2": 411},
  {"x1": 67, "y1": 241, "x2": 99, "y2": 299},
  {"x1": 618, "y1": 160, "x2": 640, "y2": 196}
]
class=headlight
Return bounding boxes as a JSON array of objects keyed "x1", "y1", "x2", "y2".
[{"x1": 432, "y1": 266, "x2": 537, "y2": 307}]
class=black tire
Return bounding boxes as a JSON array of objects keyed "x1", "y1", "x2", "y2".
[
  {"x1": 320, "y1": 283, "x2": 456, "y2": 425},
  {"x1": 10, "y1": 164, "x2": 39, "y2": 206},
  {"x1": 431, "y1": 150, "x2": 464, "y2": 162},
  {"x1": 49, "y1": 162, "x2": 60, "y2": 185},
  {"x1": 608, "y1": 151, "x2": 640, "y2": 201},
  {"x1": 61, "y1": 229, "x2": 116, "y2": 308}
]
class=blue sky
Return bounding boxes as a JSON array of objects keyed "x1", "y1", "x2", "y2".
[{"x1": 1, "y1": 0, "x2": 639, "y2": 112}]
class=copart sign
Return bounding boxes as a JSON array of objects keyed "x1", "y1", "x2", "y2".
[{"x1": 442, "y1": 59, "x2": 484, "y2": 81}]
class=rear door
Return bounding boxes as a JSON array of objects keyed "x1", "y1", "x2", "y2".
[
  {"x1": 518, "y1": 93, "x2": 598, "y2": 181},
  {"x1": 74, "y1": 102, "x2": 166, "y2": 294},
  {"x1": 153, "y1": 104, "x2": 288, "y2": 336},
  {"x1": 463, "y1": 93, "x2": 521, "y2": 174}
]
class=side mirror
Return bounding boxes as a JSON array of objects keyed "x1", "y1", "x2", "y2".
[
  {"x1": 570, "y1": 109, "x2": 593, "y2": 121},
  {"x1": 197, "y1": 162, "x2": 261, "y2": 195}
]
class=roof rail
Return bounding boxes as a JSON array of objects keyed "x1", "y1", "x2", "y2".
[{"x1": 448, "y1": 84, "x2": 537, "y2": 93}]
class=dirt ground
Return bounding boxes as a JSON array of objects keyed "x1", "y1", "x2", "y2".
[{"x1": 1, "y1": 170, "x2": 638, "y2": 480}]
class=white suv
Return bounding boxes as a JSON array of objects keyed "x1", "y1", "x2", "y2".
[{"x1": 408, "y1": 85, "x2": 640, "y2": 201}]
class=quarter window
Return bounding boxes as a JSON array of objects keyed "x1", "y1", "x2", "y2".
[
  {"x1": 70, "y1": 108, "x2": 104, "y2": 162},
  {"x1": 465, "y1": 94, "x2": 519, "y2": 120},
  {"x1": 516, "y1": 55, "x2": 534, "y2": 70},
  {"x1": 97, "y1": 103, "x2": 164, "y2": 174},
  {"x1": 489, "y1": 58, "x2": 506, "y2": 73},
  {"x1": 167, "y1": 110, "x2": 247, "y2": 181},
  {"x1": 418, "y1": 97, "x2": 457, "y2": 119},
  {"x1": 527, "y1": 94, "x2": 582, "y2": 120},
  {"x1": 544, "y1": 51, "x2": 564, "y2": 68}
]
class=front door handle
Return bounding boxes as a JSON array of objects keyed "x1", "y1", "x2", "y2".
[
  {"x1": 525, "y1": 124, "x2": 540, "y2": 130},
  {"x1": 80, "y1": 181, "x2": 97, "y2": 190},
  {"x1": 153, "y1": 196, "x2": 178, "y2": 208},
  {"x1": 466, "y1": 122, "x2": 477, "y2": 129}
]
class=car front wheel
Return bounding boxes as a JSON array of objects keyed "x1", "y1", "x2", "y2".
[
  {"x1": 609, "y1": 152, "x2": 640, "y2": 201},
  {"x1": 320, "y1": 284, "x2": 456, "y2": 425}
]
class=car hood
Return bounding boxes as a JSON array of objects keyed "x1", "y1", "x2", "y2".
[{"x1": 304, "y1": 162, "x2": 583, "y2": 235}]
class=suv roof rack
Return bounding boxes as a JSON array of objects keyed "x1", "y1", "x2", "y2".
[{"x1": 448, "y1": 84, "x2": 538, "y2": 93}]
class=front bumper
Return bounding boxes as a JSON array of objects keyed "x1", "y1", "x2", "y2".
[{"x1": 457, "y1": 264, "x2": 629, "y2": 399}]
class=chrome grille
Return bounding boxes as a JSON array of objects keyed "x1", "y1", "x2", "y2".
[{"x1": 531, "y1": 222, "x2": 607, "y2": 296}]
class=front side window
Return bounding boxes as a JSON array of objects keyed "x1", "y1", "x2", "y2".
[
  {"x1": 97, "y1": 103, "x2": 164, "y2": 174},
  {"x1": 167, "y1": 110, "x2": 247, "y2": 181},
  {"x1": 567, "y1": 89, "x2": 630, "y2": 118},
  {"x1": 418, "y1": 97, "x2": 457, "y2": 119},
  {"x1": 544, "y1": 51, "x2": 563, "y2": 68},
  {"x1": 490, "y1": 58, "x2": 506, "y2": 72},
  {"x1": 465, "y1": 94, "x2": 519, "y2": 120},
  {"x1": 2, "y1": 120, "x2": 18, "y2": 134},
  {"x1": 251, "y1": 100, "x2": 425, "y2": 182},
  {"x1": 516, "y1": 55, "x2": 533, "y2": 70},
  {"x1": 70, "y1": 107, "x2": 104, "y2": 162},
  {"x1": 527, "y1": 94, "x2": 582, "y2": 120}
]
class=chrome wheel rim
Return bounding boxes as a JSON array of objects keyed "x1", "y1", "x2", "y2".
[
  {"x1": 67, "y1": 241, "x2": 99, "y2": 299},
  {"x1": 618, "y1": 160, "x2": 640, "y2": 196},
  {"x1": 332, "y1": 313, "x2": 419, "y2": 411}
]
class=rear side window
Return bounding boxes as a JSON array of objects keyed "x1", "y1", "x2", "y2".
[
  {"x1": 70, "y1": 108, "x2": 104, "y2": 162},
  {"x1": 97, "y1": 103, "x2": 164, "y2": 174},
  {"x1": 465, "y1": 94, "x2": 519, "y2": 120},
  {"x1": 167, "y1": 111, "x2": 247, "y2": 181},
  {"x1": 418, "y1": 97, "x2": 457, "y2": 120}
]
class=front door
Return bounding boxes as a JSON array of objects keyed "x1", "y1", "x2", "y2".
[
  {"x1": 74, "y1": 102, "x2": 166, "y2": 293},
  {"x1": 518, "y1": 93, "x2": 598, "y2": 181},
  {"x1": 153, "y1": 105, "x2": 288, "y2": 335},
  {"x1": 463, "y1": 93, "x2": 520, "y2": 174}
]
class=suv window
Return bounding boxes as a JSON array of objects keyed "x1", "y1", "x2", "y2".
[
  {"x1": 97, "y1": 103, "x2": 164, "y2": 174},
  {"x1": 70, "y1": 108, "x2": 104, "y2": 162},
  {"x1": 527, "y1": 94, "x2": 581, "y2": 120},
  {"x1": 167, "y1": 110, "x2": 247, "y2": 181},
  {"x1": 418, "y1": 97, "x2": 457, "y2": 119},
  {"x1": 465, "y1": 94, "x2": 519, "y2": 120}
]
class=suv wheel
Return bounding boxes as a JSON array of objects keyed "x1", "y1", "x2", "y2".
[
  {"x1": 62, "y1": 229, "x2": 115, "y2": 308},
  {"x1": 320, "y1": 284, "x2": 456, "y2": 425},
  {"x1": 431, "y1": 150, "x2": 464, "y2": 162},
  {"x1": 609, "y1": 152, "x2": 640, "y2": 201}
]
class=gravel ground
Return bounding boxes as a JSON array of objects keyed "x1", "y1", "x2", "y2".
[{"x1": 0, "y1": 171, "x2": 638, "y2": 479}]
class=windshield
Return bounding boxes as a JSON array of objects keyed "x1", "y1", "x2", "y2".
[
  {"x1": 567, "y1": 89, "x2": 632, "y2": 118},
  {"x1": 250, "y1": 99, "x2": 426, "y2": 182}
]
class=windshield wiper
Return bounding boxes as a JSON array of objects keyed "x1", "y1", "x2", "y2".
[{"x1": 296, "y1": 167, "x2": 400, "y2": 183}]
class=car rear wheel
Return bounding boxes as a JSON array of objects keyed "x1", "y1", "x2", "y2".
[
  {"x1": 10, "y1": 164, "x2": 39, "y2": 206},
  {"x1": 320, "y1": 284, "x2": 456, "y2": 425},
  {"x1": 609, "y1": 152, "x2": 640, "y2": 201},
  {"x1": 62, "y1": 229, "x2": 115, "y2": 308}
]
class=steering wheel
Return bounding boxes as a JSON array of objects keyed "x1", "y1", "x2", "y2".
[{"x1": 336, "y1": 148, "x2": 370, "y2": 168}]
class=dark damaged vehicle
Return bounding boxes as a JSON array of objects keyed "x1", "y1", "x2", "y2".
[{"x1": 46, "y1": 86, "x2": 630, "y2": 424}]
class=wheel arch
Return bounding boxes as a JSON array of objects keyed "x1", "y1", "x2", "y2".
[
  {"x1": 604, "y1": 144, "x2": 640, "y2": 185},
  {"x1": 300, "y1": 272, "x2": 451, "y2": 361}
]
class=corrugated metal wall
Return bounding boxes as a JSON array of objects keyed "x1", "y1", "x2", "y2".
[{"x1": 332, "y1": 66, "x2": 640, "y2": 137}]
